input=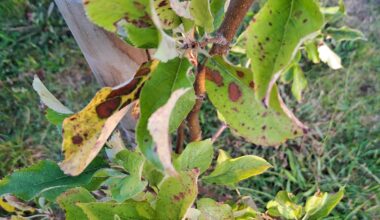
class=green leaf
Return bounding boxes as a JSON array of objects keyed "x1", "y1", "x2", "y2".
[
  {"x1": 33, "y1": 75, "x2": 73, "y2": 114},
  {"x1": 0, "y1": 158, "x2": 106, "y2": 201},
  {"x1": 153, "y1": 0, "x2": 181, "y2": 29},
  {"x1": 291, "y1": 65, "x2": 307, "y2": 103},
  {"x1": 246, "y1": 0, "x2": 324, "y2": 103},
  {"x1": 190, "y1": 0, "x2": 214, "y2": 33},
  {"x1": 205, "y1": 56, "x2": 305, "y2": 146},
  {"x1": 266, "y1": 191, "x2": 303, "y2": 219},
  {"x1": 304, "y1": 192, "x2": 328, "y2": 216},
  {"x1": 321, "y1": 0, "x2": 345, "y2": 23},
  {"x1": 210, "y1": 0, "x2": 226, "y2": 30},
  {"x1": 197, "y1": 198, "x2": 234, "y2": 220},
  {"x1": 57, "y1": 187, "x2": 96, "y2": 220},
  {"x1": 308, "y1": 188, "x2": 344, "y2": 220},
  {"x1": 137, "y1": 58, "x2": 195, "y2": 170},
  {"x1": 121, "y1": 23, "x2": 159, "y2": 48},
  {"x1": 325, "y1": 26, "x2": 366, "y2": 42},
  {"x1": 216, "y1": 149, "x2": 231, "y2": 165},
  {"x1": 155, "y1": 170, "x2": 199, "y2": 220},
  {"x1": 45, "y1": 108, "x2": 71, "y2": 126},
  {"x1": 105, "y1": 150, "x2": 147, "y2": 202},
  {"x1": 78, "y1": 201, "x2": 154, "y2": 220},
  {"x1": 84, "y1": 0, "x2": 152, "y2": 32},
  {"x1": 203, "y1": 153, "x2": 271, "y2": 186},
  {"x1": 174, "y1": 139, "x2": 214, "y2": 174},
  {"x1": 304, "y1": 41, "x2": 320, "y2": 64}
]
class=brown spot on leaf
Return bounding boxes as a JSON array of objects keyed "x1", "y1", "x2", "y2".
[
  {"x1": 249, "y1": 81, "x2": 255, "y2": 89},
  {"x1": 262, "y1": 125, "x2": 267, "y2": 130},
  {"x1": 206, "y1": 68, "x2": 224, "y2": 87},
  {"x1": 303, "y1": 18, "x2": 308, "y2": 23},
  {"x1": 228, "y1": 82, "x2": 242, "y2": 102},
  {"x1": 134, "y1": 67, "x2": 150, "y2": 78},
  {"x1": 96, "y1": 97, "x2": 121, "y2": 119},
  {"x1": 72, "y1": 135, "x2": 83, "y2": 145},
  {"x1": 158, "y1": 0, "x2": 168, "y2": 7},
  {"x1": 236, "y1": 70, "x2": 244, "y2": 78},
  {"x1": 107, "y1": 78, "x2": 142, "y2": 99}
]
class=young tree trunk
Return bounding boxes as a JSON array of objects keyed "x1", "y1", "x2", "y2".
[{"x1": 55, "y1": 0, "x2": 150, "y2": 143}]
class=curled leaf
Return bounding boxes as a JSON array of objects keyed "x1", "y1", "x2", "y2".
[
  {"x1": 318, "y1": 43, "x2": 343, "y2": 70},
  {"x1": 148, "y1": 88, "x2": 190, "y2": 176}
]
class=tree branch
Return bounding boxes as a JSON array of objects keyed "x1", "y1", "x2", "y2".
[{"x1": 187, "y1": 0, "x2": 255, "y2": 141}]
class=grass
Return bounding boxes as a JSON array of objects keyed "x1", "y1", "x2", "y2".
[{"x1": 0, "y1": 0, "x2": 379, "y2": 219}]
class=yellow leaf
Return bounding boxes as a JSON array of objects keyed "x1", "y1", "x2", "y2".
[{"x1": 60, "y1": 63, "x2": 154, "y2": 176}]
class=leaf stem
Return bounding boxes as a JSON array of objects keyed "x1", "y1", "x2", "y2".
[
  {"x1": 187, "y1": 0, "x2": 255, "y2": 141},
  {"x1": 211, "y1": 123, "x2": 227, "y2": 142}
]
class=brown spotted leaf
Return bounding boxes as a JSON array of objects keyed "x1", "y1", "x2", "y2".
[
  {"x1": 246, "y1": 0, "x2": 324, "y2": 105},
  {"x1": 155, "y1": 170, "x2": 199, "y2": 220},
  {"x1": 60, "y1": 63, "x2": 153, "y2": 176},
  {"x1": 205, "y1": 56, "x2": 304, "y2": 146},
  {"x1": 153, "y1": 0, "x2": 182, "y2": 29}
]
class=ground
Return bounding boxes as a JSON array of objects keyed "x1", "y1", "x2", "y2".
[{"x1": 0, "y1": 0, "x2": 379, "y2": 219}]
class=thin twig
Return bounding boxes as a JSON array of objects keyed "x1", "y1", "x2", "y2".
[
  {"x1": 211, "y1": 124, "x2": 228, "y2": 142},
  {"x1": 175, "y1": 122, "x2": 186, "y2": 154},
  {"x1": 187, "y1": 0, "x2": 255, "y2": 141}
]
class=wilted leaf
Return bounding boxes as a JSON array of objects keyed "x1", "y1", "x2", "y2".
[
  {"x1": 155, "y1": 170, "x2": 199, "y2": 220},
  {"x1": 308, "y1": 188, "x2": 344, "y2": 220},
  {"x1": 266, "y1": 191, "x2": 303, "y2": 219},
  {"x1": 203, "y1": 153, "x2": 271, "y2": 186},
  {"x1": 0, "y1": 195, "x2": 35, "y2": 214},
  {"x1": 105, "y1": 150, "x2": 147, "y2": 202},
  {"x1": 197, "y1": 198, "x2": 234, "y2": 220},
  {"x1": 190, "y1": 0, "x2": 214, "y2": 33},
  {"x1": 137, "y1": 58, "x2": 195, "y2": 170},
  {"x1": 169, "y1": 0, "x2": 193, "y2": 19},
  {"x1": 205, "y1": 56, "x2": 305, "y2": 146},
  {"x1": 78, "y1": 201, "x2": 154, "y2": 220},
  {"x1": 291, "y1": 65, "x2": 307, "y2": 103},
  {"x1": 0, "y1": 158, "x2": 106, "y2": 201},
  {"x1": 60, "y1": 63, "x2": 152, "y2": 176},
  {"x1": 174, "y1": 139, "x2": 214, "y2": 174},
  {"x1": 325, "y1": 26, "x2": 366, "y2": 42},
  {"x1": 318, "y1": 43, "x2": 342, "y2": 70},
  {"x1": 148, "y1": 88, "x2": 190, "y2": 176},
  {"x1": 32, "y1": 75, "x2": 73, "y2": 114},
  {"x1": 246, "y1": 0, "x2": 324, "y2": 105},
  {"x1": 57, "y1": 187, "x2": 95, "y2": 220}
]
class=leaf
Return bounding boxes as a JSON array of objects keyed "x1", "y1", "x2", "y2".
[
  {"x1": 169, "y1": 0, "x2": 193, "y2": 19},
  {"x1": 291, "y1": 64, "x2": 307, "y2": 103},
  {"x1": 153, "y1": 0, "x2": 182, "y2": 29},
  {"x1": 205, "y1": 56, "x2": 305, "y2": 146},
  {"x1": 0, "y1": 195, "x2": 35, "y2": 214},
  {"x1": 318, "y1": 43, "x2": 342, "y2": 70},
  {"x1": 325, "y1": 26, "x2": 366, "y2": 42},
  {"x1": 60, "y1": 63, "x2": 152, "y2": 176},
  {"x1": 45, "y1": 108, "x2": 71, "y2": 126},
  {"x1": 0, "y1": 158, "x2": 106, "y2": 201},
  {"x1": 32, "y1": 75, "x2": 73, "y2": 114},
  {"x1": 304, "y1": 192, "x2": 328, "y2": 216},
  {"x1": 216, "y1": 149, "x2": 231, "y2": 165},
  {"x1": 84, "y1": 0, "x2": 153, "y2": 32},
  {"x1": 308, "y1": 188, "x2": 344, "y2": 220},
  {"x1": 137, "y1": 58, "x2": 195, "y2": 170},
  {"x1": 304, "y1": 41, "x2": 320, "y2": 64},
  {"x1": 150, "y1": 0, "x2": 180, "y2": 62},
  {"x1": 78, "y1": 201, "x2": 154, "y2": 220},
  {"x1": 120, "y1": 23, "x2": 159, "y2": 48},
  {"x1": 105, "y1": 150, "x2": 147, "y2": 202},
  {"x1": 57, "y1": 187, "x2": 96, "y2": 220},
  {"x1": 266, "y1": 191, "x2": 303, "y2": 219},
  {"x1": 148, "y1": 88, "x2": 191, "y2": 176},
  {"x1": 202, "y1": 154, "x2": 271, "y2": 186},
  {"x1": 197, "y1": 198, "x2": 234, "y2": 220},
  {"x1": 210, "y1": 0, "x2": 227, "y2": 30},
  {"x1": 155, "y1": 170, "x2": 199, "y2": 220},
  {"x1": 190, "y1": 0, "x2": 214, "y2": 33},
  {"x1": 174, "y1": 139, "x2": 214, "y2": 174},
  {"x1": 321, "y1": 0, "x2": 345, "y2": 23},
  {"x1": 246, "y1": 0, "x2": 324, "y2": 105}
]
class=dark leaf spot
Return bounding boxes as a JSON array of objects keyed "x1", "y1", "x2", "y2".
[
  {"x1": 228, "y1": 82, "x2": 242, "y2": 102},
  {"x1": 107, "y1": 78, "x2": 142, "y2": 99},
  {"x1": 72, "y1": 135, "x2": 83, "y2": 145},
  {"x1": 206, "y1": 68, "x2": 224, "y2": 87},
  {"x1": 236, "y1": 70, "x2": 244, "y2": 78},
  {"x1": 96, "y1": 97, "x2": 121, "y2": 119}
]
